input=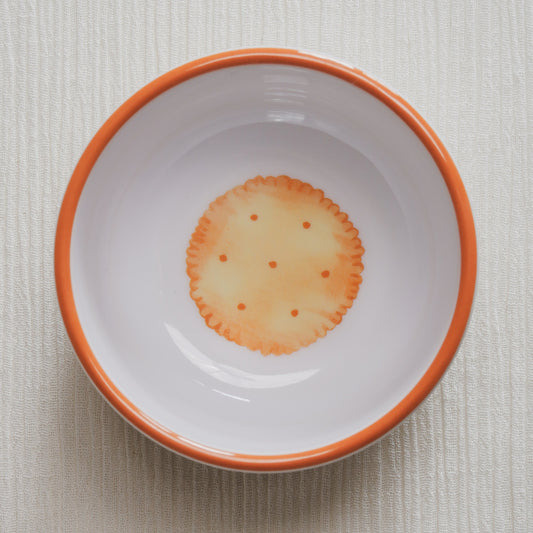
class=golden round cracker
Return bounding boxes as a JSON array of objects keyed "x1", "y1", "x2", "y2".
[{"x1": 186, "y1": 175, "x2": 364, "y2": 355}]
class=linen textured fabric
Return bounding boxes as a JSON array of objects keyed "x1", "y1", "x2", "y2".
[{"x1": 0, "y1": 1, "x2": 531, "y2": 531}]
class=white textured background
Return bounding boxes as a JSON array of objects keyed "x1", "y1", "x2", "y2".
[{"x1": 1, "y1": 1, "x2": 532, "y2": 531}]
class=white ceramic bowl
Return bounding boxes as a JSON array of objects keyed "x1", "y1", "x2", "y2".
[{"x1": 55, "y1": 49, "x2": 476, "y2": 471}]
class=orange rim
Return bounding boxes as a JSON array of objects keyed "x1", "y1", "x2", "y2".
[{"x1": 55, "y1": 48, "x2": 477, "y2": 471}]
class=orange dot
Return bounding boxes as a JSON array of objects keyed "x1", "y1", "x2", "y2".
[
  {"x1": 219, "y1": 254, "x2": 227, "y2": 262},
  {"x1": 237, "y1": 303, "x2": 246, "y2": 310},
  {"x1": 303, "y1": 221, "x2": 311, "y2": 229},
  {"x1": 321, "y1": 270, "x2": 330, "y2": 278},
  {"x1": 291, "y1": 309, "x2": 299, "y2": 317},
  {"x1": 250, "y1": 214, "x2": 258, "y2": 221},
  {"x1": 269, "y1": 261, "x2": 277, "y2": 268}
]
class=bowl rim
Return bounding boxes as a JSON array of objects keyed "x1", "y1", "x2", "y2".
[{"x1": 55, "y1": 48, "x2": 477, "y2": 472}]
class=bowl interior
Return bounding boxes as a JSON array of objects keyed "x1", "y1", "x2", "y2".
[{"x1": 71, "y1": 63, "x2": 460, "y2": 456}]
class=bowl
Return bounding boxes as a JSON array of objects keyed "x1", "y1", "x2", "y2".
[{"x1": 55, "y1": 49, "x2": 476, "y2": 471}]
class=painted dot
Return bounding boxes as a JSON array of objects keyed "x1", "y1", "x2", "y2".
[
  {"x1": 237, "y1": 303, "x2": 246, "y2": 310},
  {"x1": 250, "y1": 214, "x2": 258, "y2": 221},
  {"x1": 269, "y1": 261, "x2": 277, "y2": 268},
  {"x1": 321, "y1": 270, "x2": 330, "y2": 278},
  {"x1": 219, "y1": 254, "x2": 227, "y2": 262},
  {"x1": 291, "y1": 309, "x2": 299, "y2": 317},
  {"x1": 303, "y1": 221, "x2": 311, "y2": 229}
]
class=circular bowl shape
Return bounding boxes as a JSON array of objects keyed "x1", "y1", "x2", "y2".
[{"x1": 55, "y1": 49, "x2": 476, "y2": 472}]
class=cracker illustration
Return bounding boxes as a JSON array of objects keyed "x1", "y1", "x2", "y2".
[{"x1": 186, "y1": 175, "x2": 364, "y2": 355}]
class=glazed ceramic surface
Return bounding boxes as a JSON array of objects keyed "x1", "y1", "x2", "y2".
[{"x1": 56, "y1": 50, "x2": 475, "y2": 471}]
